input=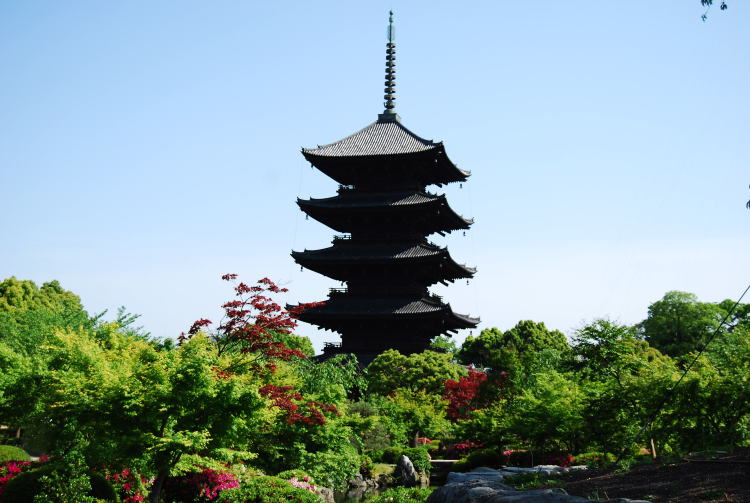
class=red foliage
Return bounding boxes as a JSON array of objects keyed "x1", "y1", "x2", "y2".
[
  {"x1": 184, "y1": 469, "x2": 238, "y2": 500},
  {"x1": 183, "y1": 274, "x2": 323, "y2": 374},
  {"x1": 0, "y1": 460, "x2": 31, "y2": 497},
  {"x1": 445, "y1": 441, "x2": 483, "y2": 458},
  {"x1": 259, "y1": 384, "x2": 340, "y2": 426},
  {"x1": 106, "y1": 468, "x2": 149, "y2": 503},
  {"x1": 443, "y1": 367, "x2": 488, "y2": 421}
]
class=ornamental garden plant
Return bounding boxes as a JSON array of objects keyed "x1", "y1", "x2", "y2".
[{"x1": 1, "y1": 276, "x2": 750, "y2": 502}]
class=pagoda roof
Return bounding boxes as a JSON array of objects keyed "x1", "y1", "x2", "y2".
[
  {"x1": 293, "y1": 241, "x2": 473, "y2": 268},
  {"x1": 300, "y1": 190, "x2": 435, "y2": 208},
  {"x1": 297, "y1": 190, "x2": 473, "y2": 233},
  {"x1": 292, "y1": 241, "x2": 475, "y2": 285},
  {"x1": 303, "y1": 117, "x2": 439, "y2": 158},
  {"x1": 295, "y1": 296, "x2": 479, "y2": 325}
]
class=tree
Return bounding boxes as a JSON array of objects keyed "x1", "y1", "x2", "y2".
[
  {"x1": 458, "y1": 321, "x2": 569, "y2": 370},
  {"x1": 1, "y1": 274, "x2": 338, "y2": 503},
  {"x1": 428, "y1": 335, "x2": 459, "y2": 357},
  {"x1": 507, "y1": 370, "x2": 586, "y2": 454},
  {"x1": 458, "y1": 321, "x2": 569, "y2": 395},
  {"x1": 377, "y1": 389, "x2": 451, "y2": 444},
  {"x1": 572, "y1": 319, "x2": 640, "y2": 379},
  {"x1": 366, "y1": 349, "x2": 466, "y2": 396},
  {"x1": 0, "y1": 277, "x2": 91, "y2": 357},
  {"x1": 443, "y1": 367, "x2": 488, "y2": 421},
  {"x1": 637, "y1": 291, "x2": 745, "y2": 358}
]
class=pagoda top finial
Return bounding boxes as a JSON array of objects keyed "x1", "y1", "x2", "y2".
[{"x1": 380, "y1": 10, "x2": 398, "y2": 121}]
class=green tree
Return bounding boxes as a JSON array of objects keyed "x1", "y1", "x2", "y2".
[
  {"x1": 572, "y1": 319, "x2": 680, "y2": 454},
  {"x1": 366, "y1": 350, "x2": 466, "y2": 396},
  {"x1": 429, "y1": 335, "x2": 459, "y2": 357},
  {"x1": 459, "y1": 321, "x2": 569, "y2": 369},
  {"x1": 458, "y1": 321, "x2": 569, "y2": 395},
  {"x1": 507, "y1": 370, "x2": 585, "y2": 453},
  {"x1": 296, "y1": 353, "x2": 366, "y2": 403},
  {"x1": 638, "y1": 291, "x2": 748, "y2": 358},
  {"x1": 378, "y1": 389, "x2": 451, "y2": 444},
  {"x1": 21, "y1": 327, "x2": 263, "y2": 503},
  {"x1": 0, "y1": 277, "x2": 91, "y2": 357}
]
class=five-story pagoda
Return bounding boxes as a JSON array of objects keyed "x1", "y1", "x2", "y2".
[{"x1": 292, "y1": 12, "x2": 478, "y2": 364}]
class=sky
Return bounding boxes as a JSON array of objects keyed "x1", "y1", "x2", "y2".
[{"x1": 2, "y1": 1, "x2": 749, "y2": 352}]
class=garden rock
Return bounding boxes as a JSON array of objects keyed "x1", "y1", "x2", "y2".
[
  {"x1": 315, "y1": 485, "x2": 335, "y2": 503},
  {"x1": 397, "y1": 454, "x2": 419, "y2": 487},
  {"x1": 428, "y1": 466, "x2": 652, "y2": 503}
]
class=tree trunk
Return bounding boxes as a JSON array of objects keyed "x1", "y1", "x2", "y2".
[{"x1": 148, "y1": 468, "x2": 169, "y2": 503}]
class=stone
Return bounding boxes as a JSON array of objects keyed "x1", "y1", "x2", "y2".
[
  {"x1": 396, "y1": 454, "x2": 419, "y2": 487},
  {"x1": 427, "y1": 465, "x2": 651, "y2": 503},
  {"x1": 314, "y1": 485, "x2": 335, "y2": 503}
]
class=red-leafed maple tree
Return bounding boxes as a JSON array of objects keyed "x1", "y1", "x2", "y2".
[
  {"x1": 180, "y1": 274, "x2": 323, "y2": 374},
  {"x1": 443, "y1": 367, "x2": 488, "y2": 421},
  {"x1": 181, "y1": 274, "x2": 335, "y2": 425}
]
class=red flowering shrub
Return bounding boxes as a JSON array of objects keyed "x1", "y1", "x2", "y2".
[
  {"x1": 543, "y1": 453, "x2": 575, "y2": 467},
  {"x1": 106, "y1": 468, "x2": 149, "y2": 503},
  {"x1": 162, "y1": 469, "x2": 238, "y2": 502},
  {"x1": 186, "y1": 469, "x2": 239, "y2": 500},
  {"x1": 445, "y1": 441, "x2": 483, "y2": 458},
  {"x1": 443, "y1": 367, "x2": 488, "y2": 420},
  {"x1": 0, "y1": 460, "x2": 31, "y2": 497}
]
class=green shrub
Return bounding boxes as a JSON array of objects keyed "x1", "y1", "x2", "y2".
[
  {"x1": 368, "y1": 449, "x2": 385, "y2": 463},
  {"x1": 369, "y1": 486, "x2": 434, "y2": 503},
  {"x1": 299, "y1": 449, "x2": 360, "y2": 489},
  {"x1": 275, "y1": 469, "x2": 315, "y2": 484},
  {"x1": 381, "y1": 446, "x2": 404, "y2": 464},
  {"x1": 2, "y1": 464, "x2": 119, "y2": 503},
  {"x1": 573, "y1": 451, "x2": 616, "y2": 467},
  {"x1": 451, "y1": 448, "x2": 503, "y2": 472},
  {"x1": 215, "y1": 476, "x2": 320, "y2": 503},
  {"x1": 402, "y1": 447, "x2": 431, "y2": 474},
  {"x1": 0, "y1": 445, "x2": 30, "y2": 462}
]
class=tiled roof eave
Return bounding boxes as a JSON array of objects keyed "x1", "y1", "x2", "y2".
[{"x1": 302, "y1": 120, "x2": 442, "y2": 158}]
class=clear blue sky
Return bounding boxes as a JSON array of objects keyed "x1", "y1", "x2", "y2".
[{"x1": 2, "y1": 1, "x2": 748, "y2": 351}]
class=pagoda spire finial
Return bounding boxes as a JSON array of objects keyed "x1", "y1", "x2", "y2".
[{"x1": 381, "y1": 10, "x2": 397, "y2": 119}]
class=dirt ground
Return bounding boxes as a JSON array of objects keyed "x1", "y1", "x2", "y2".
[{"x1": 558, "y1": 449, "x2": 750, "y2": 502}]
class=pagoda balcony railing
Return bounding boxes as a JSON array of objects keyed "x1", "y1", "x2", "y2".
[
  {"x1": 337, "y1": 184, "x2": 355, "y2": 193},
  {"x1": 328, "y1": 287, "x2": 348, "y2": 297},
  {"x1": 324, "y1": 341, "x2": 342, "y2": 349},
  {"x1": 333, "y1": 234, "x2": 352, "y2": 241}
]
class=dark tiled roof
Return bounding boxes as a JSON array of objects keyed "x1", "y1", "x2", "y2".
[
  {"x1": 303, "y1": 118, "x2": 440, "y2": 157},
  {"x1": 301, "y1": 191, "x2": 436, "y2": 208},
  {"x1": 304, "y1": 297, "x2": 443, "y2": 316},
  {"x1": 295, "y1": 296, "x2": 480, "y2": 326},
  {"x1": 294, "y1": 242, "x2": 443, "y2": 261}
]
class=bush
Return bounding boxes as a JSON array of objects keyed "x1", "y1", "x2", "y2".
[
  {"x1": 368, "y1": 449, "x2": 385, "y2": 463},
  {"x1": 275, "y1": 469, "x2": 314, "y2": 484},
  {"x1": 162, "y1": 469, "x2": 239, "y2": 503},
  {"x1": 402, "y1": 448, "x2": 431, "y2": 474},
  {"x1": 369, "y1": 486, "x2": 434, "y2": 503},
  {"x1": 215, "y1": 476, "x2": 320, "y2": 503},
  {"x1": 299, "y1": 449, "x2": 360, "y2": 489},
  {"x1": 0, "y1": 445, "x2": 30, "y2": 462},
  {"x1": 380, "y1": 446, "x2": 404, "y2": 464},
  {"x1": 574, "y1": 451, "x2": 616, "y2": 467},
  {"x1": 452, "y1": 448, "x2": 503, "y2": 472},
  {"x1": 1, "y1": 464, "x2": 119, "y2": 503}
]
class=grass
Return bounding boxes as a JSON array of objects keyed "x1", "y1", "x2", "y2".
[{"x1": 504, "y1": 472, "x2": 564, "y2": 490}]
